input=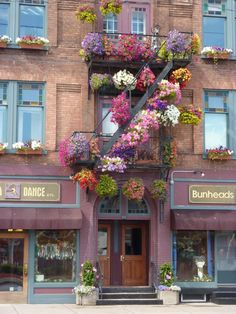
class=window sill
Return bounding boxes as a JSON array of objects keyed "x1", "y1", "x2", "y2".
[
  {"x1": 201, "y1": 55, "x2": 236, "y2": 61},
  {"x1": 0, "y1": 149, "x2": 48, "y2": 155},
  {"x1": 0, "y1": 43, "x2": 49, "y2": 51}
]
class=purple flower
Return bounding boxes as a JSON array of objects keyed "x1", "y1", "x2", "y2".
[
  {"x1": 82, "y1": 33, "x2": 104, "y2": 56},
  {"x1": 148, "y1": 99, "x2": 168, "y2": 111},
  {"x1": 166, "y1": 29, "x2": 186, "y2": 54},
  {"x1": 158, "y1": 285, "x2": 169, "y2": 291},
  {"x1": 110, "y1": 143, "x2": 136, "y2": 161}
]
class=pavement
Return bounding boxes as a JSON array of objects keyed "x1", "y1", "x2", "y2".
[{"x1": 1, "y1": 304, "x2": 236, "y2": 314}]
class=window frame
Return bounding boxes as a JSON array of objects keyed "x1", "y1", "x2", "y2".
[
  {"x1": 0, "y1": 80, "x2": 46, "y2": 149},
  {"x1": 0, "y1": 0, "x2": 47, "y2": 43}
]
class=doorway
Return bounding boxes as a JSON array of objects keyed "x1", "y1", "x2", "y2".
[
  {"x1": 0, "y1": 233, "x2": 29, "y2": 303},
  {"x1": 98, "y1": 221, "x2": 148, "y2": 286}
]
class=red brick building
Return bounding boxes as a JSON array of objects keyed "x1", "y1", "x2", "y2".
[{"x1": 0, "y1": 0, "x2": 236, "y2": 304}]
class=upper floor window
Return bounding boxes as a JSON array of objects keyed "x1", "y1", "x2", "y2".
[
  {"x1": 0, "y1": 81, "x2": 45, "y2": 147},
  {"x1": 103, "y1": 13, "x2": 118, "y2": 33},
  {"x1": 202, "y1": 0, "x2": 235, "y2": 51},
  {"x1": 131, "y1": 8, "x2": 146, "y2": 35},
  {"x1": 0, "y1": 0, "x2": 47, "y2": 42}
]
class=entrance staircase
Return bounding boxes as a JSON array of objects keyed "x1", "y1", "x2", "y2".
[
  {"x1": 212, "y1": 287, "x2": 236, "y2": 304},
  {"x1": 96, "y1": 286, "x2": 163, "y2": 305}
]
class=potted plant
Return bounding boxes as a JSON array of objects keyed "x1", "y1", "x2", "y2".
[
  {"x1": 159, "y1": 104, "x2": 180, "y2": 127},
  {"x1": 59, "y1": 133, "x2": 89, "y2": 167},
  {"x1": 0, "y1": 35, "x2": 11, "y2": 48},
  {"x1": 188, "y1": 33, "x2": 201, "y2": 55},
  {"x1": 157, "y1": 79, "x2": 182, "y2": 105},
  {"x1": 0, "y1": 143, "x2": 8, "y2": 154},
  {"x1": 81, "y1": 33, "x2": 104, "y2": 61},
  {"x1": 206, "y1": 146, "x2": 233, "y2": 161},
  {"x1": 99, "y1": 155, "x2": 127, "y2": 173},
  {"x1": 201, "y1": 46, "x2": 233, "y2": 62},
  {"x1": 122, "y1": 177, "x2": 145, "y2": 201},
  {"x1": 73, "y1": 260, "x2": 98, "y2": 305},
  {"x1": 75, "y1": 4, "x2": 96, "y2": 23},
  {"x1": 99, "y1": 0, "x2": 122, "y2": 16},
  {"x1": 95, "y1": 174, "x2": 118, "y2": 198},
  {"x1": 179, "y1": 104, "x2": 202, "y2": 125},
  {"x1": 110, "y1": 92, "x2": 131, "y2": 126},
  {"x1": 136, "y1": 67, "x2": 155, "y2": 92},
  {"x1": 169, "y1": 68, "x2": 192, "y2": 89},
  {"x1": 16, "y1": 36, "x2": 49, "y2": 49},
  {"x1": 89, "y1": 73, "x2": 112, "y2": 91},
  {"x1": 12, "y1": 140, "x2": 43, "y2": 155},
  {"x1": 150, "y1": 179, "x2": 168, "y2": 202},
  {"x1": 71, "y1": 169, "x2": 98, "y2": 191},
  {"x1": 161, "y1": 141, "x2": 177, "y2": 167},
  {"x1": 158, "y1": 263, "x2": 181, "y2": 305},
  {"x1": 112, "y1": 69, "x2": 137, "y2": 90}
]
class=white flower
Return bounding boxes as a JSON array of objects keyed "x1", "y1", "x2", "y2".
[
  {"x1": 113, "y1": 70, "x2": 137, "y2": 90},
  {"x1": 73, "y1": 285, "x2": 96, "y2": 296},
  {"x1": 31, "y1": 140, "x2": 42, "y2": 150},
  {"x1": 160, "y1": 105, "x2": 180, "y2": 127},
  {"x1": 169, "y1": 285, "x2": 181, "y2": 292},
  {"x1": 0, "y1": 35, "x2": 11, "y2": 43},
  {"x1": 12, "y1": 142, "x2": 25, "y2": 149}
]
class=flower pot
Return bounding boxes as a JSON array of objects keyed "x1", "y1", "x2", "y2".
[
  {"x1": 0, "y1": 42, "x2": 7, "y2": 48},
  {"x1": 206, "y1": 53, "x2": 230, "y2": 60},
  {"x1": 16, "y1": 149, "x2": 43, "y2": 155},
  {"x1": 158, "y1": 290, "x2": 180, "y2": 305},
  {"x1": 35, "y1": 274, "x2": 44, "y2": 282},
  {"x1": 76, "y1": 289, "x2": 98, "y2": 306},
  {"x1": 18, "y1": 43, "x2": 45, "y2": 49}
]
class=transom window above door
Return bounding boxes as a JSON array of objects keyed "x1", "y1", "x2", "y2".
[{"x1": 0, "y1": 0, "x2": 47, "y2": 43}]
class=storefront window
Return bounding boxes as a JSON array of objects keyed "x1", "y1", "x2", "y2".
[
  {"x1": 175, "y1": 231, "x2": 214, "y2": 282},
  {"x1": 35, "y1": 230, "x2": 76, "y2": 283}
]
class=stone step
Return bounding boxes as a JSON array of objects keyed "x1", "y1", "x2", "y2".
[
  {"x1": 101, "y1": 292, "x2": 157, "y2": 299},
  {"x1": 212, "y1": 291, "x2": 236, "y2": 298},
  {"x1": 212, "y1": 297, "x2": 236, "y2": 305},
  {"x1": 97, "y1": 298, "x2": 163, "y2": 305},
  {"x1": 102, "y1": 286, "x2": 154, "y2": 293}
]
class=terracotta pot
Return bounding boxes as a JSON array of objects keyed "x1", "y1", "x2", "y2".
[
  {"x1": 0, "y1": 42, "x2": 7, "y2": 48},
  {"x1": 206, "y1": 53, "x2": 230, "y2": 59},
  {"x1": 18, "y1": 43, "x2": 45, "y2": 49},
  {"x1": 16, "y1": 149, "x2": 43, "y2": 155}
]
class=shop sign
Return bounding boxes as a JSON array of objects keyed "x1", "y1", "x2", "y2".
[
  {"x1": 189, "y1": 185, "x2": 236, "y2": 204},
  {"x1": 0, "y1": 182, "x2": 60, "y2": 202}
]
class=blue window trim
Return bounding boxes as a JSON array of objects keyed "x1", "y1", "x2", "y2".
[
  {"x1": 0, "y1": 80, "x2": 46, "y2": 150},
  {"x1": 0, "y1": 0, "x2": 47, "y2": 45}
]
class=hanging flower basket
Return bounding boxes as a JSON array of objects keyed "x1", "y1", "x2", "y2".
[
  {"x1": 162, "y1": 141, "x2": 177, "y2": 167},
  {"x1": 110, "y1": 92, "x2": 131, "y2": 126},
  {"x1": 136, "y1": 67, "x2": 155, "y2": 92},
  {"x1": 169, "y1": 68, "x2": 191, "y2": 89},
  {"x1": 112, "y1": 69, "x2": 137, "y2": 90},
  {"x1": 157, "y1": 80, "x2": 181, "y2": 105},
  {"x1": 206, "y1": 146, "x2": 233, "y2": 161},
  {"x1": 122, "y1": 177, "x2": 145, "y2": 201},
  {"x1": 179, "y1": 105, "x2": 202, "y2": 125},
  {"x1": 71, "y1": 169, "x2": 98, "y2": 191},
  {"x1": 75, "y1": 4, "x2": 97, "y2": 23},
  {"x1": 150, "y1": 179, "x2": 168, "y2": 202},
  {"x1": 99, "y1": 0, "x2": 122, "y2": 16},
  {"x1": 90, "y1": 73, "x2": 112, "y2": 91},
  {"x1": 95, "y1": 174, "x2": 118, "y2": 198}
]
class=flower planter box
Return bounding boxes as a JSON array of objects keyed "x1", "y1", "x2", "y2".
[
  {"x1": 0, "y1": 150, "x2": 6, "y2": 154},
  {"x1": 207, "y1": 155, "x2": 232, "y2": 161},
  {"x1": 18, "y1": 43, "x2": 45, "y2": 49},
  {"x1": 206, "y1": 53, "x2": 230, "y2": 59},
  {"x1": 16, "y1": 149, "x2": 43, "y2": 155},
  {"x1": 158, "y1": 290, "x2": 180, "y2": 305},
  {"x1": 0, "y1": 42, "x2": 7, "y2": 48},
  {"x1": 76, "y1": 289, "x2": 98, "y2": 306}
]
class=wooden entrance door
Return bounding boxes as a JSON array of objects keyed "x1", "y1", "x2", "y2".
[
  {"x1": 121, "y1": 223, "x2": 147, "y2": 286},
  {"x1": 98, "y1": 224, "x2": 111, "y2": 286},
  {"x1": 0, "y1": 233, "x2": 29, "y2": 303}
]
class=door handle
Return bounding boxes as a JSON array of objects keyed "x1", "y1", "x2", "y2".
[
  {"x1": 120, "y1": 255, "x2": 125, "y2": 262},
  {"x1": 23, "y1": 263, "x2": 28, "y2": 276}
]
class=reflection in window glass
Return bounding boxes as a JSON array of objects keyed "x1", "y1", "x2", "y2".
[
  {"x1": 103, "y1": 13, "x2": 117, "y2": 33},
  {"x1": 102, "y1": 104, "x2": 118, "y2": 135},
  {"x1": 0, "y1": 4, "x2": 9, "y2": 35},
  {"x1": 128, "y1": 199, "x2": 149, "y2": 215},
  {"x1": 203, "y1": 16, "x2": 225, "y2": 47},
  {"x1": 98, "y1": 196, "x2": 120, "y2": 214},
  {"x1": 98, "y1": 228, "x2": 108, "y2": 256},
  {"x1": 205, "y1": 113, "x2": 227, "y2": 149},
  {"x1": 20, "y1": 5, "x2": 44, "y2": 37},
  {"x1": 131, "y1": 8, "x2": 145, "y2": 35},
  {"x1": 0, "y1": 83, "x2": 8, "y2": 142},
  {"x1": 125, "y1": 227, "x2": 142, "y2": 255},
  {"x1": 175, "y1": 231, "x2": 214, "y2": 282},
  {"x1": 35, "y1": 230, "x2": 76, "y2": 282}
]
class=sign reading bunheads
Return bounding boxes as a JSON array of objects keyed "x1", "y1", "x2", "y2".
[
  {"x1": 189, "y1": 185, "x2": 236, "y2": 204},
  {"x1": 0, "y1": 182, "x2": 60, "y2": 202}
]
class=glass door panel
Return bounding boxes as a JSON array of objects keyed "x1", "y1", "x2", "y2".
[
  {"x1": 216, "y1": 232, "x2": 236, "y2": 284},
  {"x1": 98, "y1": 224, "x2": 111, "y2": 286},
  {"x1": 0, "y1": 238, "x2": 24, "y2": 292}
]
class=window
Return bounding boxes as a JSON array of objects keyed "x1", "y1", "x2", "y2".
[
  {"x1": 174, "y1": 231, "x2": 215, "y2": 282},
  {"x1": 127, "y1": 199, "x2": 149, "y2": 215},
  {"x1": 35, "y1": 230, "x2": 77, "y2": 283},
  {"x1": 0, "y1": 0, "x2": 47, "y2": 41},
  {"x1": 0, "y1": 81, "x2": 45, "y2": 147},
  {"x1": 103, "y1": 13, "x2": 118, "y2": 34},
  {"x1": 98, "y1": 196, "x2": 120, "y2": 215},
  {"x1": 202, "y1": 0, "x2": 236, "y2": 51},
  {"x1": 204, "y1": 91, "x2": 228, "y2": 149},
  {"x1": 131, "y1": 8, "x2": 146, "y2": 35}
]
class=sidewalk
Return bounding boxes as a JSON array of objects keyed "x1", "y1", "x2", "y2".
[{"x1": 1, "y1": 304, "x2": 236, "y2": 314}]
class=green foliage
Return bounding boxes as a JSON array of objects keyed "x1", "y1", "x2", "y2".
[
  {"x1": 150, "y1": 179, "x2": 167, "y2": 201},
  {"x1": 160, "y1": 263, "x2": 175, "y2": 287},
  {"x1": 95, "y1": 174, "x2": 118, "y2": 198},
  {"x1": 80, "y1": 260, "x2": 96, "y2": 286}
]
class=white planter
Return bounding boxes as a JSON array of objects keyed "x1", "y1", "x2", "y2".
[
  {"x1": 35, "y1": 274, "x2": 44, "y2": 282},
  {"x1": 76, "y1": 289, "x2": 98, "y2": 306},
  {"x1": 158, "y1": 290, "x2": 180, "y2": 305}
]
